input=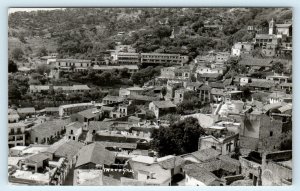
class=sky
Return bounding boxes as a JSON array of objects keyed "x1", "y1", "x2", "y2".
[{"x1": 8, "y1": 8, "x2": 65, "y2": 14}]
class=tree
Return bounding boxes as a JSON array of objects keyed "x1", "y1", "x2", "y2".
[
  {"x1": 119, "y1": 68, "x2": 131, "y2": 78},
  {"x1": 145, "y1": 109, "x2": 156, "y2": 120},
  {"x1": 8, "y1": 59, "x2": 18, "y2": 73},
  {"x1": 241, "y1": 86, "x2": 252, "y2": 101},
  {"x1": 131, "y1": 66, "x2": 161, "y2": 86},
  {"x1": 37, "y1": 46, "x2": 48, "y2": 57},
  {"x1": 8, "y1": 82, "x2": 21, "y2": 100},
  {"x1": 36, "y1": 63, "x2": 50, "y2": 75},
  {"x1": 18, "y1": 33, "x2": 26, "y2": 44},
  {"x1": 272, "y1": 61, "x2": 284, "y2": 74},
  {"x1": 11, "y1": 47, "x2": 24, "y2": 61},
  {"x1": 150, "y1": 117, "x2": 205, "y2": 156},
  {"x1": 154, "y1": 26, "x2": 172, "y2": 39},
  {"x1": 176, "y1": 91, "x2": 202, "y2": 115}
]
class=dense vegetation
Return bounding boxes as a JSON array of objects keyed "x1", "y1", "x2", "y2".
[
  {"x1": 9, "y1": 8, "x2": 292, "y2": 61},
  {"x1": 150, "y1": 117, "x2": 205, "y2": 156}
]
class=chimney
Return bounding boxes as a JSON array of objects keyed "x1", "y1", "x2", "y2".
[{"x1": 153, "y1": 156, "x2": 158, "y2": 162}]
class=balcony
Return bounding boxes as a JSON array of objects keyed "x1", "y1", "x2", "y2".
[{"x1": 16, "y1": 136, "x2": 24, "y2": 141}]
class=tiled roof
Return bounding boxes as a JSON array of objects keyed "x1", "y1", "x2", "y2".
[
  {"x1": 66, "y1": 122, "x2": 83, "y2": 130},
  {"x1": 17, "y1": 107, "x2": 35, "y2": 114},
  {"x1": 239, "y1": 58, "x2": 272, "y2": 67},
  {"x1": 88, "y1": 121, "x2": 114, "y2": 131},
  {"x1": 183, "y1": 164, "x2": 219, "y2": 185},
  {"x1": 75, "y1": 142, "x2": 115, "y2": 168},
  {"x1": 199, "y1": 84, "x2": 212, "y2": 91},
  {"x1": 190, "y1": 148, "x2": 220, "y2": 162},
  {"x1": 53, "y1": 140, "x2": 84, "y2": 160},
  {"x1": 127, "y1": 94, "x2": 160, "y2": 102},
  {"x1": 152, "y1": 100, "x2": 176, "y2": 109},
  {"x1": 218, "y1": 155, "x2": 241, "y2": 167},
  {"x1": 247, "y1": 81, "x2": 275, "y2": 88},
  {"x1": 197, "y1": 157, "x2": 240, "y2": 173},
  {"x1": 26, "y1": 153, "x2": 49, "y2": 163},
  {"x1": 99, "y1": 141, "x2": 137, "y2": 149},
  {"x1": 263, "y1": 102, "x2": 283, "y2": 112},
  {"x1": 31, "y1": 119, "x2": 70, "y2": 136},
  {"x1": 209, "y1": 82, "x2": 225, "y2": 89},
  {"x1": 77, "y1": 108, "x2": 99, "y2": 119},
  {"x1": 158, "y1": 156, "x2": 184, "y2": 169},
  {"x1": 278, "y1": 103, "x2": 292, "y2": 113},
  {"x1": 102, "y1": 95, "x2": 125, "y2": 102}
]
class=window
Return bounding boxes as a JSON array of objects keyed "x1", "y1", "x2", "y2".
[
  {"x1": 249, "y1": 173, "x2": 253, "y2": 179},
  {"x1": 212, "y1": 146, "x2": 216, "y2": 150},
  {"x1": 70, "y1": 130, "x2": 73, "y2": 135},
  {"x1": 69, "y1": 136, "x2": 71, "y2": 139},
  {"x1": 73, "y1": 137, "x2": 75, "y2": 140},
  {"x1": 270, "y1": 131, "x2": 273, "y2": 137},
  {"x1": 35, "y1": 137, "x2": 38, "y2": 142}
]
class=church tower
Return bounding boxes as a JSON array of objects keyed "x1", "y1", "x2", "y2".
[{"x1": 269, "y1": 18, "x2": 275, "y2": 35}]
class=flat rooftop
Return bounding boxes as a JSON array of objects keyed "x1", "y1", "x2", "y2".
[
  {"x1": 276, "y1": 159, "x2": 292, "y2": 170},
  {"x1": 22, "y1": 145, "x2": 50, "y2": 155},
  {"x1": 11, "y1": 170, "x2": 50, "y2": 183},
  {"x1": 74, "y1": 169, "x2": 103, "y2": 186}
]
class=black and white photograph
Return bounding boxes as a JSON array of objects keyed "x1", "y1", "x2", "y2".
[{"x1": 7, "y1": 7, "x2": 292, "y2": 186}]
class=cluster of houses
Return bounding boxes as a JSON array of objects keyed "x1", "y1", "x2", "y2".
[
  {"x1": 8, "y1": 18, "x2": 292, "y2": 186},
  {"x1": 233, "y1": 18, "x2": 292, "y2": 58},
  {"x1": 42, "y1": 45, "x2": 189, "y2": 80}
]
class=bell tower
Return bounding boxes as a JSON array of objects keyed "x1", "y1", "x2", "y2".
[{"x1": 269, "y1": 18, "x2": 275, "y2": 35}]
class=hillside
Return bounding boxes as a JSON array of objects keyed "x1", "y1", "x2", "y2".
[{"x1": 8, "y1": 8, "x2": 292, "y2": 61}]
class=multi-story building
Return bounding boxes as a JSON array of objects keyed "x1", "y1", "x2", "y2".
[
  {"x1": 231, "y1": 42, "x2": 254, "y2": 56},
  {"x1": 254, "y1": 34, "x2": 280, "y2": 48},
  {"x1": 141, "y1": 53, "x2": 188, "y2": 65},
  {"x1": 174, "y1": 89, "x2": 191, "y2": 104},
  {"x1": 102, "y1": 95, "x2": 125, "y2": 105},
  {"x1": 66, "y1": 122, "x2": 83, "y2": 141},
  {"x1": 8, "y1": 109, "x2": 20, "y2": 123},
  {"x1": 93, "y1": 65, "x2": 139, "y2": 74},
  {"x1": 8, "y1": 123, "x2": 26, "y2": 148},
  {"x1": 198, "y1": 126, "x2": 239, "y2": 155},
  {"x1": 117, "y1": 52, "x2": 140, "y2": 65},
  {"x1": 30, "y1": 85, "x2": 91, "y2": 94},
  {"x1": 54, "y1": 59, "x2": 92, "y2": 72},
  {"x1": 59, "y1": 102, "x2": 96, "y2": 117},
  {"x1": 30, "y1": 120, "x2": 69, "y2": 144}
]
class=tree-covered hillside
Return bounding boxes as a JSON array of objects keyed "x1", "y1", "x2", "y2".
[{"x1": 8, "y1": 8, "x2": 292, "y2": 60}]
